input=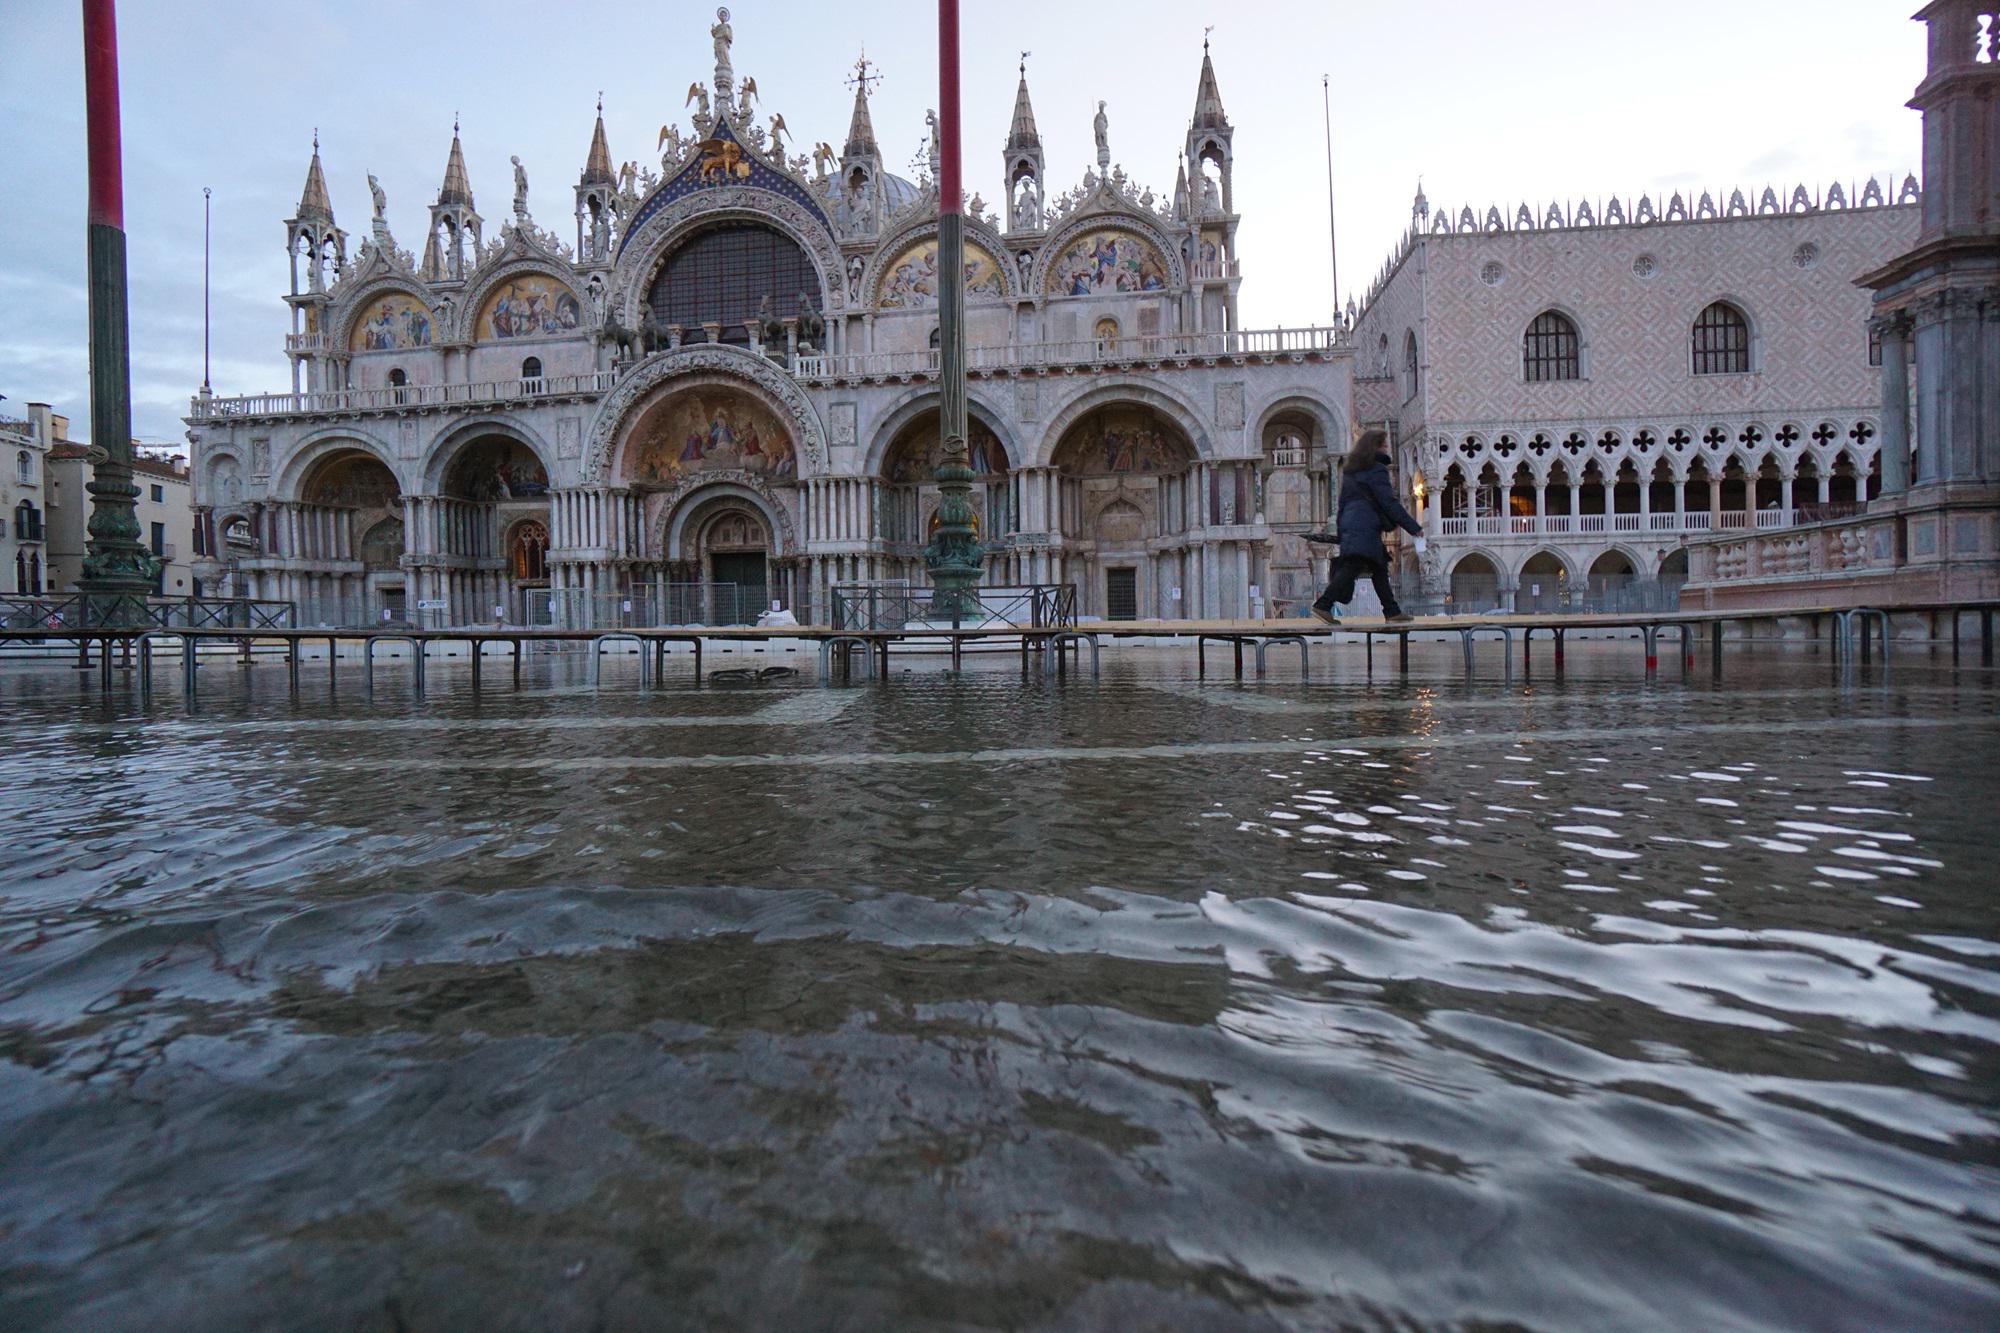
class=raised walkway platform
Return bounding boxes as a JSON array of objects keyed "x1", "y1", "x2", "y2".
[{"x1": 7, "y1": 603, "x2": 1995, "y2": 697}]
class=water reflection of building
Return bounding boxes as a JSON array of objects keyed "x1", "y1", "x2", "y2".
[
  {"x1": 185, "y1": 13, "x2": 1351, "y2": 626},
  {"x1": 1351, "y1": 179, "x2": 1922, "y2": 612}
]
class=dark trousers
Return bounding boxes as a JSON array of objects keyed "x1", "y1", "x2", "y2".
[{"x1": 1313, "y1": 554, "x2": 1401, "y2": 615}]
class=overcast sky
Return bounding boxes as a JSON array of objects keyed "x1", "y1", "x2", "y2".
[{"x1": 0, "y1": 1, "x2": 1923, "y2": 444}]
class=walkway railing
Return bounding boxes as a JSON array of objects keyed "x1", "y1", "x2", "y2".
[
  {"x1": 831, "y1": 583, "x2": 1077, "y2": 632},
  {"x1": 0, "y1": 593, "x2": 295, "y2": 632}
]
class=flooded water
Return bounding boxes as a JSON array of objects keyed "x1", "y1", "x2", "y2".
[{"x1": 2, "y1": 643, "x2": 1997, "y2": 1330}]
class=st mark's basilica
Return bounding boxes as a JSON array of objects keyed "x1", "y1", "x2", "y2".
[{"x1": 185, "y1": 9, "x2": 1349, "y2": 626}]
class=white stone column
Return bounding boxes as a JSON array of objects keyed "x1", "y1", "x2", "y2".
[{"x1": 1875, "y1": 315, "x2": 1912, "y2": 495}]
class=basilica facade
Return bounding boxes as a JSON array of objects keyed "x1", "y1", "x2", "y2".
[{"x1": 184, "y1": 12, "x2": 1350, "y2": 627}]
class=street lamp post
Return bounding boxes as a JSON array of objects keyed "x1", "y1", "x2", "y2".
[
  {"x1": 76, "y1": 0, "x2": 156, "y2": 623},
  {"x1": 922, "y1": 0, "x2": 983, "y2": 622}
]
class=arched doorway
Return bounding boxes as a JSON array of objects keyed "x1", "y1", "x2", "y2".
[
  {"x1": 620, "y1": 383, "x2": 802, "y2": 621},
  {"x1": 879, "y1": 414, "x2": 1009, "y2": 588},
  {"x1": 433, "y1": 433, "x2": 552, "y2": 624},
  {"x1": 299, "y1": 448, "x2": 403, "y2": 624},
  {"x1": 1516, "y1": 551, "x2": 1568, "y2": 613},
  {"x1": 1449, "y1": 553, "x2": 1501, "y2": 610},
  {"x1": 505, "y1": 518, "x2": 552, "y2": 623},
  {"x1": 1587, "y1": 550, "x2": 1638, "y2": 610},
  {"x1": 1050, "y1": 404, "x2": 1198, "y2": 619},
  {"x1": 1659, "y1": 547, "x2": 1689, "y2": 596}
]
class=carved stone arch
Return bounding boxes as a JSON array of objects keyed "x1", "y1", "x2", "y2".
[
  {"x1": 862, "y1": 384, "x2": 1027, "y2": 475},
  {"x1": 1249, "y1": 390, "x2": 1347, "y2": 457},
  {"x1": 454, "y1": 255, "x2": 587, "y2": 345},
  {"x1": 1447, "y1": 547, "x2": 1506, "y2": 578},
  {"x1": 1036, "y1": 378, "x2": 1211, "y2": 469},
  {"x1": 863, "y1": 215, "x2": 1021, "y2": 309},
  {"x1": 331, "y1": 277, "x2": 440, "y2": 351},
  {"x1": 610, "y1": 189, "x2": 842, "y2": 330},
  {"x1": 1031, "y1": 206, "x2": 1187, "y2": 297},
  {"x1": 273, "y1": 425, "x2": 405, "y2": 500},
  {"x1": 201, "y1": 450, "x2": 245, "y2": 509},
  {"x1": 657, "y1": 477, "x2": 796, "y2": 559},
  {"x1": 419, "y1": 415, "x2": 559, "y2": 494},
  {"x1": 583, "y1": 343, "x2": 827, "y2": 483},
  {"x1": 1588, "y1": 544, "x2": 1647, "y2": 579},
  {"x1": 1512, "y1": 546, "x2": 1577, "y2": 585}
]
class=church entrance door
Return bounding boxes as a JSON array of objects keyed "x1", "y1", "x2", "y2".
[{"x1": 710, "y1": 551, "x2": 768, "y2": 624}]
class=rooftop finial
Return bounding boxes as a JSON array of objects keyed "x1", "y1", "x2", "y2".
[
  {"x1": 847, "y1": 48, "x2": 881, "y2": 97},
  {"x1": 312, "y1": 127, "x2": 319, "y2": 152},
  {"x1": 597, "y1": 91, "x2": 603, "y2": 115},
  {"x1": 1204, "y1": 23, "x2": 1213, "y2": 51},
  {"x1": 1020, "y1": 49, "x2": 1030, "y2": 76}
]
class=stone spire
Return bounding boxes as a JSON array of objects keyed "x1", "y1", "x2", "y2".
[
  {"x1": 843, "y1": 52, "x2": 879, "y2": 157},
  {"x1": 295, "y1": 130, "x2": 334, "y2": 225},
  {"x1": 424, "y1": 118, "x2": 483, "y2": 283},
  {"x1": 437, "y1": 120, "x2": 475, "y2": 208},
  {"x1": 1002, "y1": 54, "x2": 1046, "y2": 233},
  {"x1": 1007, "y1": 59, "x2": 1040, "y2": 151},
  {"x1": 1191, "y1": 34, "x2": 1229, "y2": 131},
  {"x1": 582, "y1": 98, "x2": 614, "y2": 186},
  {"x1": 286, "y1": 130, "x2": 345, "y2": 298}
]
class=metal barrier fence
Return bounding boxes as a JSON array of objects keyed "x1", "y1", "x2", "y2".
[
  {"x1": 831, "y1": 584, "x2": 1077, "y2": 632},
  {"x1": 549, "y1": 582, "x2": 773, "y2": 629},
  {"x1": 0, "y1": 593, "x2": 295, "y2": 632}
]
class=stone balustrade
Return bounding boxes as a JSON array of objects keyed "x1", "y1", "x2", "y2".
[
  {"x1": 191, "y1": 327, "x2": 1349, "y2": 422},
  {"x1": 189, "y1": 370, "x2": 622, "y2": 423}
]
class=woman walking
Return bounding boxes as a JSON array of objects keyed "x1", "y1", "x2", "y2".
[{"x1": 1310, "y1": 429, "x2": 1425, "y2": 623}]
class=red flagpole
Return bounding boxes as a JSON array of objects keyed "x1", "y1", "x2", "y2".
[{"x1": 77, "y1": 0, "x2": 154, "y2": 613}]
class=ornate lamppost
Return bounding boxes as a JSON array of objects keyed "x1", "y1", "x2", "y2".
[
  {"x1": 76, "y1": 0, "x2": 157, "y2": 624},
  {"x1": 921, "y1": 0, "x2": 983, "y2": 622}
]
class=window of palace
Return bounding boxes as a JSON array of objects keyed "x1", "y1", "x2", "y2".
[
  {"x1": 521, "y1": 356, "x2": 543, "y2": 380},
  {"x1": 1403, "y1": 331, "x2": 1420, "y2": 400},
  {"x1": 1523, "y1": 311, "x2": 1581, "y2": 381},
  {"x1": 1692, "y1": 302, "x2": 1751, "y2": 375},
  {"x1": 647, "y1": 223, "x2": 821, "y2": 346}
]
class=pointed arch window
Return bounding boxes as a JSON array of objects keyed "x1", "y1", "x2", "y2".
[
  {"x1": 1402, "y1": 330, "x2": 1420, "y2": 401},
  {"x1": 1692, "y1": 302, "x2": 1751, "y2": 375},
  {"x1": 1523, "y1": 311, "x2": 1580, "y2": 382}
]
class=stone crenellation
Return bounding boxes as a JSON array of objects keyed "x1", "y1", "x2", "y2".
[{"x1": 1358, "y1": 176, "x2": 1920, "y2": 322}]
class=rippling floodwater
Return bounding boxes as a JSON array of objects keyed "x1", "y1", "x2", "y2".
[{"x1": 2, "y1": 643, "x2": 1997, "y2": 1330}]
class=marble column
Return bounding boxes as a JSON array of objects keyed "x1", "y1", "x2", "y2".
[{"x1": 1874, "y1": 314, "x2": 1912, "y2": 495}]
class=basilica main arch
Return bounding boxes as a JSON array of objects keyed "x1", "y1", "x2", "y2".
[
  {"x1": 558, "y1": 350, "x2": 815, "y2": 624},
  {"x1": 1048, "y1": 402, "x2": 1201, "y2": 620}
]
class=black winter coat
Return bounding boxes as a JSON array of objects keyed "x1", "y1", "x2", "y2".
[{"x1": 1334, "y1": 458, "x2": 1422, "y2": 563}]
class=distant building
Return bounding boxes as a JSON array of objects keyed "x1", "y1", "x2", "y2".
[
  {"x1": 1350, "y1": 178, "x2": 1920, "y2": 611},
  {"x1": 45, "y1": 444, "x2": 197, "y2": 597},
  {"x1": 0, "y1": 403, "x2": 60, "y2": 595}
]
